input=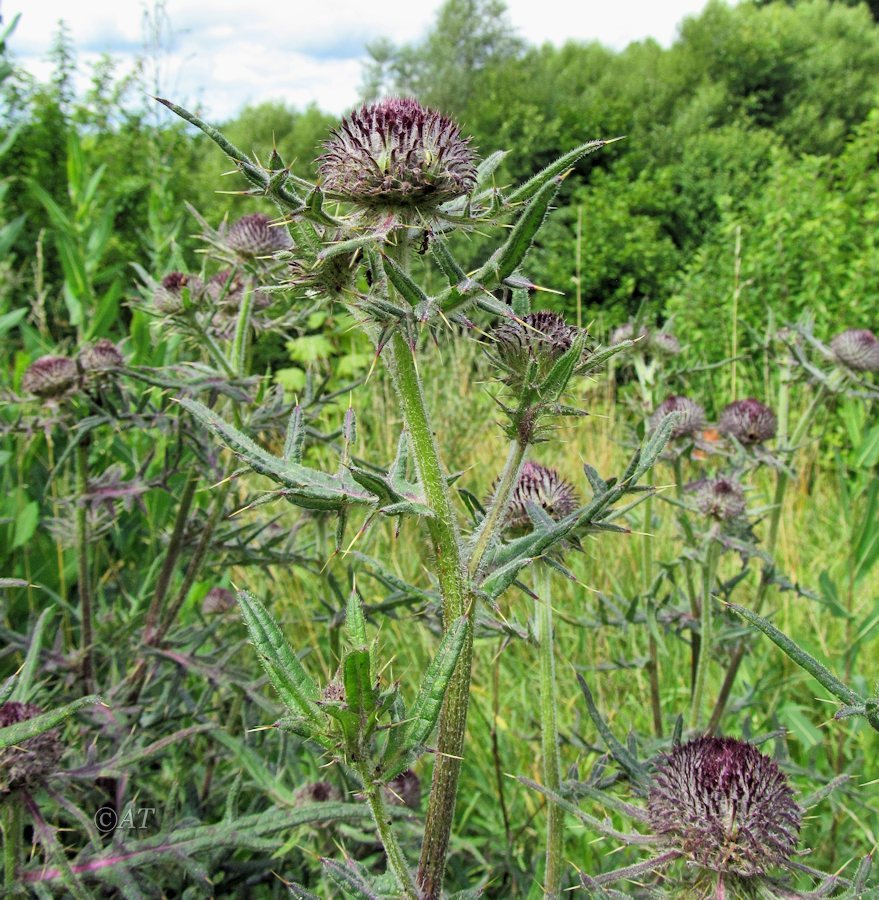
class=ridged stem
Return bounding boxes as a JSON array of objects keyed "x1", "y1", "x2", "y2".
[
  {"x1": 75, "y1": 440, "x2": 94, "y2": 694},
  {"x1": 690, "y1": 537, "x2": 720, "y2": 732},
  {"x1": 382, "y1": 330, "x2": 471, "y2": 900},
  {"x1": 2, "y1": 797, "x2": 21, "y2": 892},
  {"x1": 640, "y1": 469, "x2": 662, "y2": 737},
  {"x1": 536, "y1": 562, "x2": 564, "y2": 897}
]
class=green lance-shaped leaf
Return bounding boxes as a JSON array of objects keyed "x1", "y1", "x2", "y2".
[
  {"x1": 727, "y1": 603, "x2": 863, "y2": 708},
  {"x1": 318, "y1": 230, "x2": 385, "y2": 262},
  {"x1": 321, "y1": 857, "x2": 383, "y2": 900},
  {"x1": 237, "y1": 591, "x2": 323, "y2": 723},
  {"x1": 537, "y1": 331, "x2": 588, "y2": 403},
  {"x1": 344, "y1": 649, "x2": 376, "y2": 739},
  {"x1": 346, "y1": 587, "x2": 368, "y2": 647},
  {"x1": 10, "y1": 607, "x2": 54, "y2": 703},
  {"x1": 305, "y1": 185, "x2": 341, "y2": 226},
  {"x1": 430, "y1": 239, "x2": 467, "y2": 287},
  {"x1": 577, "y1": 673, "x2": 648, "y2": 787},
  {"x1": 382, "y1": 253, "x2": 430, "y2": 308},
  {"x1": 283, "y1": 405, "x2": 305, "y2": 464},
  {"x1": 579, "y1": 339, "x2": 634, "y2": 377},
  {"x1": 473, "y1": 149, "x2": 508, "y2": 192},
  {"x1": 0, "y1": 696, "x2": 102, "y2": 750},
  {"x1": 383, "y1": 616, "x2": 468, "y2": 777},
  {"x1": 506, "y1": 138, "x2": 615, "y2": 206},
  {"x1": 482, "y1": 175, "x2": 561, "y2": 285},
  {"x1": 633, "y1": 411, "x2": 680, "y2": 481}
]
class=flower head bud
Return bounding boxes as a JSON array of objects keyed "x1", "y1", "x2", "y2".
[
  {"x1": 207, "y1": 270, "x2": 245, "y2": 307},
  {"x1": 502, "y1": 461, "x2": 578, "y2": 533},
  {"x1": 79, "y1": 339, "x2": 124, "y2": 375},
  {"x1": 830, "y1": 328, "x2": 879, "y2": 372},
  {"x1": 0, "y1": 702, "x2": 63, "y2": 794},
  {"x1": 223, "y1": 213, "x2": 291, "y2": 257},
  {"x1": 648, "y1": 331, "x2": 681, "y2": 356},
  {"x1": 648, "y1": 396, "x2": 706, "y2": 439},
  {"x1": 153, "y1": 272, "x2": 203, "y2": 314},
  {"x1": 318, "y1": 97, "x2": 477, "y2": 209},
  {"x1": 690, "y1": 476, "x2": 747, "y2": 521},
  {"x1": 201, "y1": 587, "x2": 236, "y2": 615},
  {"x1": 719, "y1": 399, "x2": 777, "y2": 445},
  {"x1": 22, "y1": 355, "x2": 79, "y2": 399},
  {"x1": 648, "y1": 736, "x2": 801, "y2": 878},
  {"x1": 295, "y1": 780, "x2": 342, "y2": 805},
  {"x1": 610, "y1": 321, "x2": 648, "y2": 345},
  {"x1": 492, "y1": 312, "x2": 580, "y2": 389},
  {"x1": 384, "y1": 769, "x2": 422, "y2": 809}
]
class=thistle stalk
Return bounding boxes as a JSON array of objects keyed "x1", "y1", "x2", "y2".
[
  {"x1": 75, "y1": 440, "x2": 94, "y2": 694},
  {"x1": 690, "y1": 537, "x2": 720, "y2": 732},
  {"x1": 383, "y1": 329, "x2": 472, "y2": 899},
  {"x1": 2, "y1": 798, "x2": 21, "y2": 892},
  {"x1": 536, "y1": 562, "x2": 564, "y2": 897}
]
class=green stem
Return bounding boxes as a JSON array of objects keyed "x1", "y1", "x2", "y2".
[
  {"x1": 75, "y1": 440, "x2": 94, "y2": 694},
  {"x1": 231, "y1": 286, "x2": 255, "y2": 376},
  {"x1": 690, "y1": 537, "x2": 720, "y2": 732},
  {"x1": 382, "y1": 330, "x2": 471, "y2": 900},
  {"x1": 536, "y1": 563, "x2": 564, "y2": 897},
  {"x1": 640, "y1": 470, "x2": 662, "y2": 738},
  {"x1": 2, "y1": 797, "x2": 21, "y2": 892},
  {"x1": 673, "y1": 456, "x2": 701, "y2": 693},
  {"x1": 356, "y1": 764, "x2": 418, "y2": 899},
  {"x1": 469, "y1": 438, "x2": 527, "y2": 578}
]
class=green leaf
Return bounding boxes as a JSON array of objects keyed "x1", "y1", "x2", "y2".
[
  {"x1": 343, "y1": 649, "x2": 375, "y2": 730},
  {"x1": 12, "y1": 500, "x2": 39, "y2": 549},
  {"x1": 728, "y1": 604, "x2": 862, "y2": 706},
  {"x1": 346, "y1": 588, "x2": 368, "y2": 647},
  {"x1": 537, "y1": 332, "x2": 587, "y2": 403},
  {"x1": 10, "y1": 607, "x2": 54, "y2": 703},
  {"x1": 506, "y1": 139, "x2": 612, "y2": 205},
  {"x1": 236, "y1": 591, "x2": 323, "y2": 724},
  {"x1": 283, "y1": 405, "x2": 305, "y2": 464},
  {"x1": 382, "y1": 254, "x2": 430, "y2": 308},
  {"x1": 0, "y1": 696, "x2": 102, "y2": 750}
]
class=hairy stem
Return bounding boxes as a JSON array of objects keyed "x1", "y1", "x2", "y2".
[
  {"x1": 356, "y1": 764, "x2": 418, "y2": 899},
  {"x1": 690, "y1": 537, "x2": 720, "y2": 732},
  {"x1": 2, "y1": 798, "x2": 21, "y2": 892},
  {"x1": 383, "y1": 330, "x2": 471, "y2": 899},
  {"x1": 536, "y1": 562, "x2": 564, "y2": 897},
  {"x1": 640, "y1": 470, "x2": 663, "y2": 737},
  {"x1": 75, "y1": 440, "x2": 94, "y2": 694}
]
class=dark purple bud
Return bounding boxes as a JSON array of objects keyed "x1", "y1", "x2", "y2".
[
  {"x1": 21, "y1": 355, "x2": 79, "y2": 399},
  {"x1": 153, "y1": 272, "x2": 203, "y2": 313},
  {"x1": 79, "y1": 339, "x2": 124, "y2": 374},
  {"x1": 689, "y1": 476, "x2": 747, "y2": 521},
  {"x1": 831, "y1": 328, "x2": 879, "y2": 372},
  {"x1": 648, "y1": 736, "x2": 801, "y2": 878},
  {"x1": 295, "y1": 780, "x2": 341, "y2": 805},
  {"x1": 648, "y1": 396, "x2": 706, "y2": 439},
  {"x1": 384, "y1": 769, "x2": 422, "y2": 809},
  {"x1": 223, "y1": 213, "x2": 292, "y2": 257},
  {"x1": 0, "y1": 702, "x2": 63, "y2": 794},
  {"x1": 499, "y1": 461, "x2": 578, "y2": 533},
  {"x1": 201, "y1": 587, "x2": 236, "y2": 615},
  {"x1": 719, "y1": 399, "x2": 777, "y2": 445},
  {"x1": 318, "y1": 98, "x2": 477, "y2": 209},
  {"x1": 610, "y1": 321, "x2": 648, "y2": 345},
  {"x1": 492, "y1": 311, "x2": 582, "y2": 388}
]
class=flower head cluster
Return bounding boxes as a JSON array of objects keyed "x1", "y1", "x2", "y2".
[
  {"x1": 223, "y1": 213, "x2": 291, "y2": 257},
  {"x1": 648, "y1": 736, "x2": 801, "y2": 878},
  {"x1": 719, "y1": 398, "x2": 777, "y2": 445},
  {"x1": 491, "y1": 311, "x2": 581, "y2": 389},
  {"x1": 690, "y1": 476, "x2": 747, "y2": 521},
  {"x1": 502, "y1": 461, "x2": 578, "y2": 533},
  {"x1": 649, "y1": 396, "x2": 706, "y2": 440},
  {"x1": 830, "y1": 328, "x2": 879, "y2": 372},
  {"x1": 318, "y1": 98, "x2": 477, "y2": 209},
  {"x1": 0, "y1": 702, "x2": 63, "y2": 795},
  {"x1": 21, "y1": 356, "x2": 79, "y2": 399}
]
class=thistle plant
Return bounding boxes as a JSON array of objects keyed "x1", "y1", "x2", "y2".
[{"x1": 158, "y1": 93, "x2": 679, "y2": 897}]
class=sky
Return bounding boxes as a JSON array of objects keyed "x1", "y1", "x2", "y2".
[{"x1": 5, "y1": 0, "x2": 714, "y2": 120}]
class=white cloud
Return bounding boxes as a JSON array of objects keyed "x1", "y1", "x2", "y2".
[{"x1": 6, "y1": 0, "x2": 717, "y2": 118}]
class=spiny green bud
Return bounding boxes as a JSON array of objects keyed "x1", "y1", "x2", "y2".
[
  {"x1": 831, "y1": 328, "x2": 879, "y2": 372},
  {"x1": 223, "y1": 212, "x2": 292, "y2": 257},
  {"x1": 318, "y1": 97, "x2": 477, "y2": 209},
  {"x1": 492, "y1": 311, "x2": 581, "y2": 388},
  {"x1": 499, "y1": 461, "x2": 578, "y2": 534}
]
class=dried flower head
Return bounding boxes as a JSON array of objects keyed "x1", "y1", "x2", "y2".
[
  {"x1": 223, "y1": 213, "x2": 292, "y2": 257},
  {"x1": 492, "y1": 311, "x2": 581, "y2": 388},
  {"x1": 648, "y1": 736, "x2": 801, "y2": 878},
  {"x1": 502, "y1": 461, "x2": 578, "y2": 533},
  {"x1": 0, "y1": 702, "x2": 63, "y2": 794},
  {"x1": 153, "y1": 272, "x2": 203, "y2": 313},
  {"x1": 318, "y1": 97, "x2": 477, "y2": 209},
  {"x1": 649, "y1": 396, "x2": 706, "y2": 439},
  {"x1": 690, "y1": 476, "x2": 747, "y2": 521},
  {"x1": 21, "y1": 355, "x2": 79, "y2": 399},
  {"x1": 201, "y1": 587, "x2": 236, "y2": 615},
  {"x1": 830, "y1": 328, "x2": 879, "y2": 372},
  {"x1": 79, "y1": 339, "x2": 124, "y2": 374},
  {"x1": 384, "y1": 769, "x2": 422, "y2": 809},
  {"x1": 719, "y1": 398, "x2": 777, "y2": 445}
]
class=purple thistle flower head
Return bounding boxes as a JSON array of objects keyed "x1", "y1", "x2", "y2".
[
  {"x1": 830, "y1": 328, "x2": 879, "y2": 372},
  {"x1": 500, "y1": 461, "x2": 578, "y2": 533},
  {"x1": 648, "y1": 331, "x2": 681, "y2": 356},
  {"x1": 153, "y1": 272, "x2": 203, "y2": 313},
  {"x1": 610, "y1": 321, "x2": 649, "y2": 345},
  {"x1": 318, "y1": 97, "x2": 477, "y2": 209},
  {"x1": 201, "y1": 587, "x2": 236, "y2": 615},
  {"x1": 648, "y1": 736, "x2": 801, "y2": 878},
  {"x1": 223, "y1": 213, "x2": 292, "y2": 257},
  {"x1": 648, "y1": 396, "x2": 706, "y2": 439},
  {"x1": 21, "y1": 355, "x2": 79, "y2": 399},
  {"x1": 384, "y1": 769, "x2": 422, "y2": 809},
  {"x1": 689, "y1": 476, "x2": 747, "y2": 521},
  {"x1": 0, "y1": 702, "x2": 63, "y2": 795},
  {"x1": 492, "y1": 311, "x2": 582, "y2": 388},
  {"x1": 719, "y1": 398, "x2": 777, "y2": 445},
  {"x1": 79, "y1": 339, "x2": 124, "y2": 375}
]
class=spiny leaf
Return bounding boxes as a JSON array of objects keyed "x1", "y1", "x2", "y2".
[
  {"x1": 506, "y1": 138, "x2": 612, "y2": 206},
  {"x1": 10, "y1": 607, "x2": 54, "y2": 703},
  {"x1": 0, "y1": 696, "x2": 101, "y2": 750},
  {"x1": 283, "y1": 405, "x2": 305, "y2": 464},
  {"x1": 346, "y1": 588, "x2": 368, "y2": 647},
  {"x1": 382, "y1": 253, "x2": 430, "y2": 308}
]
